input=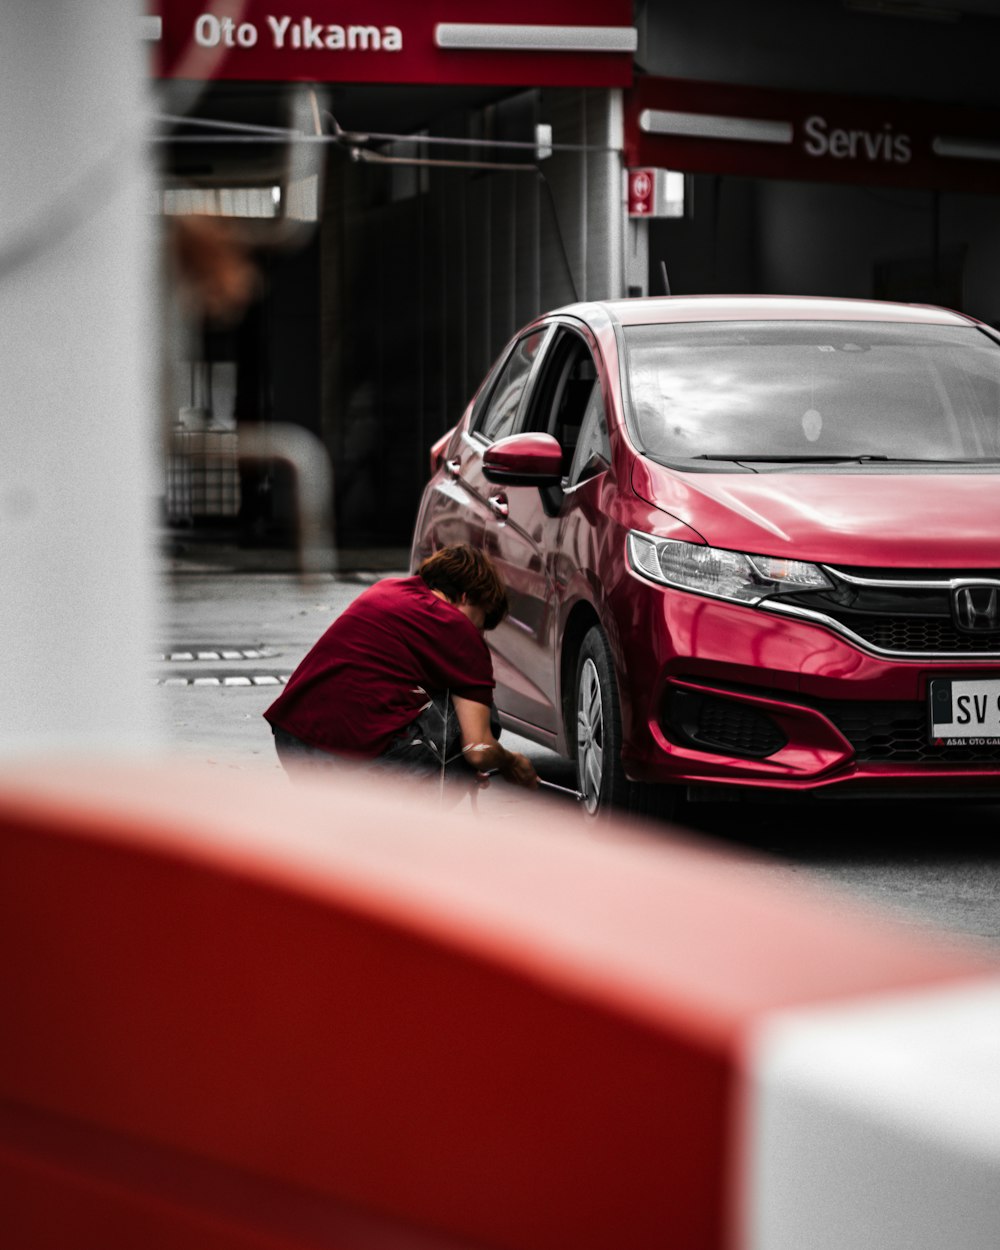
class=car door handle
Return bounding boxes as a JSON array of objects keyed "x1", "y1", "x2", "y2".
[
  {"x1": 445, "y1": 457, "x2": 461, "y2": 477},
  {"x1": 488, "y1": 494, "x2": 509, "y2": 520}
]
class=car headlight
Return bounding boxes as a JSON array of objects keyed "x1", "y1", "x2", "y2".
[{"x1": 627, "y1": 530, "x2": 831, "y2": 605}]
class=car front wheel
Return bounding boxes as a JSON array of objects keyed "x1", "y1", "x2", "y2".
[{"x1": 575, "y1": 625, "x2": 677, "y2": 822}]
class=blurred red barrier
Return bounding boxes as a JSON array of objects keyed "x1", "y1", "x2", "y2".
[{"x1": 0, "y1": 763, "x2": 991, "y2": 1249}]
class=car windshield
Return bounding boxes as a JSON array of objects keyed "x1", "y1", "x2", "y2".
[{"x1": 622, "y1": 320, "x2": 1000, "y2": 464}]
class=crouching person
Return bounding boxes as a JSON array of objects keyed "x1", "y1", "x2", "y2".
[{"x1": 264, "y1": 544, "x2": 538, "y2": 791}]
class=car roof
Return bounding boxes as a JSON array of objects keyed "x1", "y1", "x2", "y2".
[{"x1": 557, "y1": 295, "x2": 978, "y2": 329}]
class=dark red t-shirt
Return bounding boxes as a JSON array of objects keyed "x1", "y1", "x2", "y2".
[{"x1": 264, "y1": 576, "x2": 495, "y2": 759}]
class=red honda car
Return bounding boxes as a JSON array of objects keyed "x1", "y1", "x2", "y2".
[{"x1": 411, "y1": 296, "x2": 1000, "y2": 817}]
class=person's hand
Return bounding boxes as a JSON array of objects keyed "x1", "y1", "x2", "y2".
[{"x1": 501, "y1": 751, "x2": 539, "y2": 789}]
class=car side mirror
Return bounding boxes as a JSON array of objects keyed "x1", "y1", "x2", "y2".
[{"x1": 481, "y1": 432, "x2": 563, "y2": 486}]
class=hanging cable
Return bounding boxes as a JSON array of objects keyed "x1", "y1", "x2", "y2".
[
  {"x1": 150, "y1": 107, "x2": 590, "y2": 301},
  {"x1": 348, "y1": 147, "x2": 537, "y2": 174},
  {"x1": 156, "y1": 113, "x2": 299, "y2": 136},
  {"x1": 324, "y1": 112, "x2": 583, "y2": 303},
  {"x1": 341, "y1": 150, "x2": 581, "y2": 303},
  {"x1": 152, "y1": 109, "x2": 622, "y2": 156},
  {"x1": 325, "y1": 113, "x2": 621, "y2": 155}
]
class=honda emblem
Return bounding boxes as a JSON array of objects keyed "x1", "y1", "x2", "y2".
[{"x1": 953, "y1": 584, "x2": 1000, "y2": 633}]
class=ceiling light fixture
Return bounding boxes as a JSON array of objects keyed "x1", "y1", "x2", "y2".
[
  {"x1": 434, "y1": 23, "x2": 638, "y2": 53},
  {"x1": 640, "y1": 109, "x2": 793, "y2": 145}
]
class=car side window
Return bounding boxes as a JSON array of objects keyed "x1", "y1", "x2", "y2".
[
  {"x1": 566, "y1": 386, "x2": 611, "y2": 487},
  {"x1": 473, "y1": 329, "x2": 548, "y2": 443},
  {"x1": 526, "y1": 329, "x2": 610, "y2": 485}
]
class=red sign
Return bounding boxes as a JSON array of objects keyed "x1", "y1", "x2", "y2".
[
  {"x1": 627, "y1": 168, "x2": 654, "y2": 216},
  {"x1": 151, "y1": 1, "x2": 636, "y2": 87},
  {"x1": 625, "y1": 75, "x2": 1000, "y2": 195}
]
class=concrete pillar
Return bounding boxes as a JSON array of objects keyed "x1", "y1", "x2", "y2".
[{"x1": 0, "y1": 2, "x2": 161, "y2": 754}]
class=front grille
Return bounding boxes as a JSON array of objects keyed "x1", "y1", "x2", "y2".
[
  {"x1": 815, "y1": 699, "x2": 1000, "y2": 763},
  {"x1": 786, "y1": 568, "x2": 1000, "y2": 656},
  {"x1": 840, "y1": 616, "x2": 1000, "y2": 654},
  {"x1": 664, "y1": 689, "x2": 787, "y2": 758}
]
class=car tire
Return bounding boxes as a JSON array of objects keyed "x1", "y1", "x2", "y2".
[{"x1": 574, "y1": 626, "x2": 677, "y2": 822}]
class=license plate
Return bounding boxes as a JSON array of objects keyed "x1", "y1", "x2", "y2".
[{"x1": 929, "y1": 678, "x2": 1000, "y2": 744}]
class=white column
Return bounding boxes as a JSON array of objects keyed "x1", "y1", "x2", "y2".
[
  {"x1": 0, "y1": 1, "x2": 161, "y2": 754},
  {"x1": 603, "y1": 88, "x2": 626, "y2": 300}
]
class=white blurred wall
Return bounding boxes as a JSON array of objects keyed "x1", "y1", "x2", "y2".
[{"x1": 0, "y1": 2, "x2": 161, "y2": 754}]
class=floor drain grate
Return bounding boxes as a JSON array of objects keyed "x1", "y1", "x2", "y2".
[
  {"x1": 158, "y1": 646, "x2": 277, "y2": 662},
  {"x1": 156, "y1": 673, "x2": 290, "y2": 687}
]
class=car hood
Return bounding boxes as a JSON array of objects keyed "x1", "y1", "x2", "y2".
[{"x1": 631, "y1": 458, "x2": 1000, "y2": 567}]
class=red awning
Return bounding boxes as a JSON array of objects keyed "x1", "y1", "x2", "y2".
[
  {"x1": 150, "y1": 1, "x2": 636, "y2": 88},
  {"x1": 626, "y1": 75, "x2": 1000, "y2": 194}
]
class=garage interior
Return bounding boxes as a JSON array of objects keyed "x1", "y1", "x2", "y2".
[{"x1": 158, "y1": 80, "x2": 622, "y2": 554}]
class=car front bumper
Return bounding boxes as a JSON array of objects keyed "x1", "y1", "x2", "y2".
[{"x1": 614, "y1": 577, "x2": 1000, "y2": 796}]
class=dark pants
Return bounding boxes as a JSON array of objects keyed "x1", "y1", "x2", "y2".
[
  {"x1": 272, "y1": 693, "x2": 498, "y2": 784},
  {"x1": 272, "y1": 726, "x2": 346, "y2": 775}
]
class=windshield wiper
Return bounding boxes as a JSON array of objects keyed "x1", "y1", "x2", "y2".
[
  {"x1": 690, "y1": 454, "x2": 998, "y2": 465},
  {"x1": 691, "y1": 454, "x2": 904, "y2": 463}
]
